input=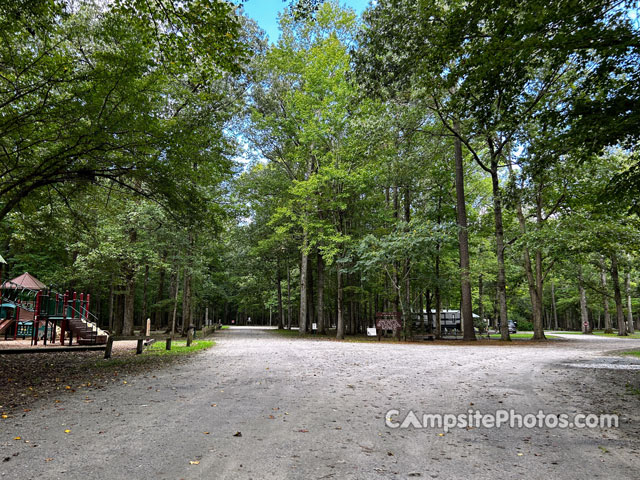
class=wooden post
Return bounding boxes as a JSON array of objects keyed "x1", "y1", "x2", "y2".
[
  {"x1": 187, "y1": 325, "x2": 194, "y2": 347},
  {"x1": 14, "y1": 303, "x2": 20, "y2": 340},
  {"x1": 60, "y1": 291, "x2": 68, "y2": 344},
  {"x1": 166, "y1": 337, "x2": 172, "y2": 350},
  {"x1": 145, "y1": 317, "x2": 151, "y2": 337},
  {"x1": 33, "y1": 291, "x2": 41, "y2": 345},
  {"x1": 136, "y1": 338, "x2": 143, "y2": 354},
  {"x1": 104, "y1": 336, "x2": 114, "y2": 359}
]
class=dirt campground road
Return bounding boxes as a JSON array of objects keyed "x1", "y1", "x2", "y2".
[{"x1": 2, "y1": 327, "x2": 640, "y2": 480}]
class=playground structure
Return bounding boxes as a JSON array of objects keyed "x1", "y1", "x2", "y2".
[{"x1": 0, "y1": 273, "x2": 108, "y2": 346}]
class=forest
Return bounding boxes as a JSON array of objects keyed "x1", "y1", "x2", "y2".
[{"x1": 1, "y1": 0, "x2": 639, "y2": 342}]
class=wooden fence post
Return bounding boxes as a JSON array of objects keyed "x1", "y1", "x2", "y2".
[{"x1": 104, "y1": 336, "x2": 114, "y2": 359}]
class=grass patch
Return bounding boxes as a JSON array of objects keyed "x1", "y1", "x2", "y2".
[
  {"x1": 620, "y1": 350, "x2": 640, "y2": 358},
  {"x1": 147, "y1": 339, "x2": 214, "y2": 355},
  {"x1": 93, "y1": 340, "x2": 214, "y2": 368},
  {"x1": 220, "y1": 325, "x2": 230, "y2": 329},
  {"x1": 496, "y1": 332, "x2": 562, "y2": 339},
  {"x1": 552, "y1": 330, "x2": 640, "y2": 338}
]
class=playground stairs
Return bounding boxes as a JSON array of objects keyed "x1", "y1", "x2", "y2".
[{"x1": 64, "y1": 316, "x2": 108, "y2": 345}]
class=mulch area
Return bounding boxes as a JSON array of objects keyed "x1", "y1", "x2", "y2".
[{"x1": 0, "y1": 340, "x2": 182, "y2": 416}]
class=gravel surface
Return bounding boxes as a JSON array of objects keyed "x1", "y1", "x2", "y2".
[{"x1": 1, "y1": 327, "x2": 640, "y2": 479}]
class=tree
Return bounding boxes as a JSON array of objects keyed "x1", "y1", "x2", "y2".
[{"x1": 0, "y1": 0, "x2": 249, "y2": 222}]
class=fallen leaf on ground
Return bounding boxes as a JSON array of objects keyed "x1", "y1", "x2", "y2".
[
  {"x1": 45, "y1": 458, "x2": 53, "y2": 462},
  {"x1": 298, "y1": 429, "x2": 309, "y2": 433},
  {"x1": 64, "y1": 429, "x2": 71, "y2": 434},
  {"x1": 14, "y1": 437, "x2": 21, "y2": 440},
  {"x1": 189, "y1": 460, "x2": 200, "y2": 465},
  {"x1": 233, "y1": 432, "x2": 242, "y2": 437}
]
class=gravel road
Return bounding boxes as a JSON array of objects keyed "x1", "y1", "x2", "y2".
[{"x1": 2, "y1": 327, "x2": 640, "y2": 479}]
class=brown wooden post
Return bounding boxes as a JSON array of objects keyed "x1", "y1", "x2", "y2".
[
  {"x1": 186, "y1": 325, "x2": 193, "y2": 347},
  {"x1": 104, "y1": 336, "x2": 114, "y2": 359},
  {"x1": 136, "y1": 338, "x2": 143, "y2": 354},
  {"x1": 166, "y1": 337, "x2": 172, "y2": 350},
  {"x1": 33, "y1": 291, "x2": 42, "y2": 346}
]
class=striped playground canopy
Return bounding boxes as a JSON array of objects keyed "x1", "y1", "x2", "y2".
[{"x1": 1, "y1": 272, "x2": 47, "y2": 290}]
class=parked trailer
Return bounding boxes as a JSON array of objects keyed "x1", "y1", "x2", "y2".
[{"x1": 411, "y1": 310, "x2": 486, "y2": 335}]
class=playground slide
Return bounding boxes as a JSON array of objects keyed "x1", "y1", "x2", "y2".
[{"x1": 0, "y1": 318, "x2": 13, "y2": 334}]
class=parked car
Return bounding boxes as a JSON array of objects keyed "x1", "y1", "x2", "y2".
[{"x1": 497, "y1": 320, "x2": 517, "y2": 334}]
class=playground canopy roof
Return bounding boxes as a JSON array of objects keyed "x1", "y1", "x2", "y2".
[{"x1": 1, "y1": 272, "x2": 47, "y2": 290}]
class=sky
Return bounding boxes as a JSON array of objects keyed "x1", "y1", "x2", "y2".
[{"x1": 240, "y1": 0, "x2": 371, "y2": 42}]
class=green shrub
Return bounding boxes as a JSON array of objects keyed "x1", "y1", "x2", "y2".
[{"x1": 516, "y1": 320, "x2": 534, "y2": 331}]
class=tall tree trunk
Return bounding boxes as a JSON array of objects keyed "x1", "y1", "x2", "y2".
[
  {"x1": 551, "y1": 279, "x2": 559, "y2": 330},
  {"x1": 454, "y1": 130, "x2": 475, "y2": 341},
  {"x1": 419, "y1": 292, "x2": 425, "y2": 331},
  {"x1": 171, "y1": 268, "x2": 180, "y2": 338},
  {"x1": 578, "y1": 266, "x2": 590, "y2": 334},
  {"x1": 317, "y1": 253, "x2": 325, "y2": 334},
  {"x1": 533, "y1": 192, "x2": 546, "y2": 339},
  {"x1": 478, "y1": 273, "x2": 484, "y2": 333},
  {"x1": 114, "y1": 293, "x2": 124, "y2": 335},
  {"x1": 491, "y1": 158, "x2": 510, "y2": 340},
  {"x1": 122, "y1": 272, "x2": 135, "y2": 336},
  {"x1": 287, "y1": 259, "x2": 292, "y2": 329},
  {"x1": 435, "y1": 255, "x2": 442, "y2": 339},
  {"x1": 141, "y1": 263, "x2": 149, "y2": 332},
  {"x1": 392, "y1": 185, "x2": 400, "y2": 314},
  {"x1": 434, "y1": 194, "x2": 443, "y2": 339},
  {"x1": 276, "y1": 259, "x2": 284, "y2": 330},
  {"x1": 626, "y1": 271, "x2": 635, "y2": 334},
  {"x1": 403, "y1": 185, "x2": 412, "y2": 339},
  {"x1": 425, "y1": 290, "x2": 432, "y2": 333},
  {"x1": 610, "y1": 253, "x2": 627, "y2": 336},
  {"x1": 154, "y1": 260, "x2": 166, "y2": 329},
  {"x1": 600, "y1": 257, "x2": 613, "y2": 333},
  {"x1": 336, "y1": 267, "x2": 344, "y2": 339},
  {"x1": 299, "y1": 236, "x2": 309, "y2": 334},
  {"x1": 108, "y1": 275, "x2": 115, "y2": 332},
  {"x1": 182, "y1": 267, "x2": 192, "y2": 334},
  {"x1": 122, "y1": 225, "x2": 137, "y2": 336},
  {"x1": 308, "y1": 256, "x2": 315, "y2": 330}
]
